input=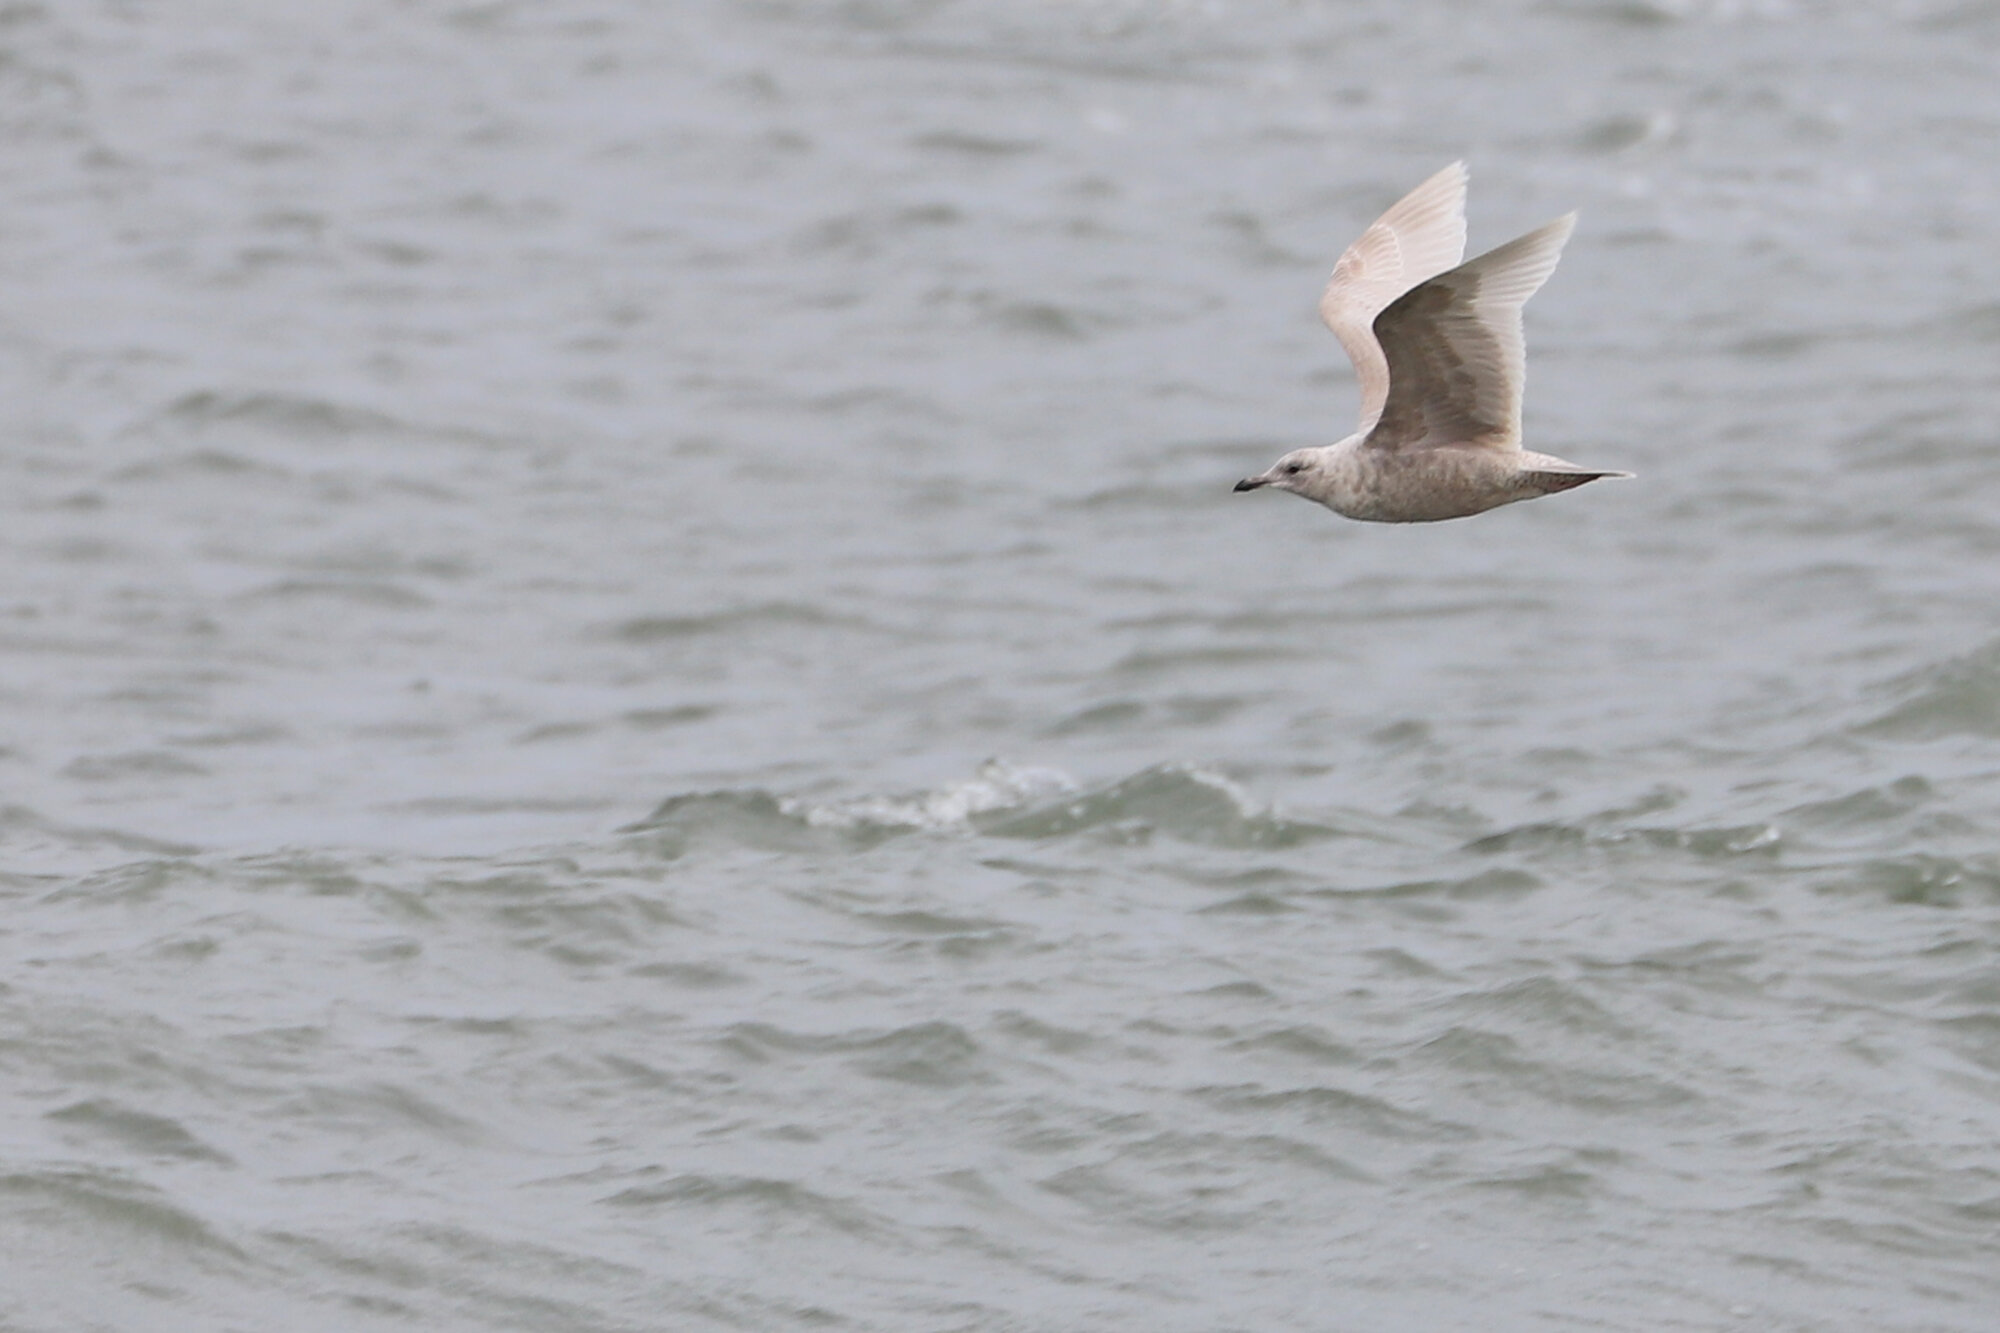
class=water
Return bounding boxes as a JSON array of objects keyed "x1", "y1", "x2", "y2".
[{"x1": 3, "y1": 1, "x2": 2000, "y2": 1328}]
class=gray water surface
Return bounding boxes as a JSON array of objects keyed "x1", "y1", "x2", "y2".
[{"x1": 4, "y1": 3, "x2": 2000, "y2": 1330}]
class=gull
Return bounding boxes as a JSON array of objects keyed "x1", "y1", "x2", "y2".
[{"x1": 1234, "y1": 163, "x2": 1628, "y2": 522}]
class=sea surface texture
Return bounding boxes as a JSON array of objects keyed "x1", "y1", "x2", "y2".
[{"x1": 4, "y1": 3, "x2": 2000, "y2": 1330}]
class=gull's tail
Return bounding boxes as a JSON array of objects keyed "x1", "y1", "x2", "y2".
[{"x1": 1524, "y1": 467, "x2": 1633, "y2": 495}]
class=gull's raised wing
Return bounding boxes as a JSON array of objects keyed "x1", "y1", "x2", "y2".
[
  {"x1": 1317, "y1": 162, "x2": 1468, "y2": 436},
  {"x1": 1362, "y1": 212, "x2": 1575, "y2": 454}
]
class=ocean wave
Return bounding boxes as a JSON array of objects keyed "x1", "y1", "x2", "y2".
[
  {"x1": 1857, "y1": 639, "x2": 2000, "y2": 740},
  {"x1": 975, "y1": 763, "x2": 1342, "y2": 848},
  {"x1": 1465, "y1": 820, "x2": 1782, "y2": 859},
  {"x1": 618, "y1": 759, "x2": 1075, "y2": 857},
  {"x1": 1819, "y1": 853, "x2": 2000, "y2": 907},
  {"x1": 618, "y1": 760, "x2": 1350, "y2": 856}
]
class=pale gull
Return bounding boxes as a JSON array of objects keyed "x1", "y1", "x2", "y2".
[{"x1": 1234, "y1": 163, "x2": 1629, "y2": 522}]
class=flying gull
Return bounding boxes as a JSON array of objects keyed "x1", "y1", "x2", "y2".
[{"x1": 1235, "y1": 163, "x2": 1628, "y2": 522}]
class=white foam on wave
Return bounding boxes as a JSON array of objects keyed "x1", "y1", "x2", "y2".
[{"x1": 797, "y1": 759, "x2": 1079, "y2": 833}]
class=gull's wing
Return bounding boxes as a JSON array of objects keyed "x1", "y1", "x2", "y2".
[
  {"x1": 1362, "y1": 212, "x2": 1575, "y2": 454},
  {"x1": 1318, "y1": 162, "x2": 1468, "y2": 435}
]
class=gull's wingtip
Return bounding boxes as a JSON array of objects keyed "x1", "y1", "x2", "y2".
[{"x1": 1415, "y1": 159, "x2": 1469, "y2": 201}]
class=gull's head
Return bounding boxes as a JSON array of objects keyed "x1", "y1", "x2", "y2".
[{"x1": 1234, "y1": 448, "x2": 1319, "y2": 497}]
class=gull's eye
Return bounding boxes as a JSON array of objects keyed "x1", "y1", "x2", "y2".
[{"x1": 1284, "y1": 462, "x2": 1305, "y2": 475}]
